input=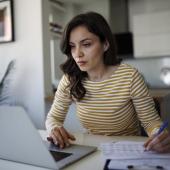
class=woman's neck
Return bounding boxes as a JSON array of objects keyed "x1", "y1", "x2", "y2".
[{"x1": 88, "y1": 65, "x2": 117, "y2": 82}]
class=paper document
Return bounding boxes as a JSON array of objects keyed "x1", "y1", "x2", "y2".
[
  {"x1": 100, "y1": 141, "x2": 170, "y2": 159},
  {"x1": 101, "y1": 141, "x2": 170, "y2": 170}
]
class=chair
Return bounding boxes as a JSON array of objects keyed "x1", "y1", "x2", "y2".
[{"x1": 160, "y1": 94, "x2": 170, "y2": 131}]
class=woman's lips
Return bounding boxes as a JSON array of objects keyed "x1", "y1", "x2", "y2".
[{"x1": 77, "y1": 61, "x2": 87, "y2": 66}]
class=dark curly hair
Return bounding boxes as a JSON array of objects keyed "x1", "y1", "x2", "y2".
[{"x1": 60, "y1": 11, "x2": 121, "y2": 100}]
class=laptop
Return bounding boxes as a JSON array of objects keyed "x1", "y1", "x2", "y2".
[{"x1": 0, "y1": 108, "x2": 97, "y2": 169}]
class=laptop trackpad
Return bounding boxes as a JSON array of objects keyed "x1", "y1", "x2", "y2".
[
  {"x1": 43, "y1": 141, "x2": 73, "y2": 162},
  {"x1": 50, "y1": 150, "x2": 72, "y2": 162}
]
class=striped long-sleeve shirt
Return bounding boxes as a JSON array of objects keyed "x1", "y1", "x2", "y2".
[{"x1": 46, "y1": 64, "x2": 162, "y2": 136}]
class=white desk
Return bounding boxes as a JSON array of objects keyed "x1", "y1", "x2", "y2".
[{"x1": 0, "y1": 131, "x2": 147, "y2": 170}]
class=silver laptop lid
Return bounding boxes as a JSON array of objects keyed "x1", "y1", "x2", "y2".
[{"x1": 0, "y1": 108, "x2": 57, "y2": 170}]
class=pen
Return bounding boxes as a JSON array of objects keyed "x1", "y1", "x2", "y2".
[
  {"x1": 144, "y1": 120, "x2": 169, "y2": 151},
  {"x1": 157, "y1": 120, "x2": 169, "y2": 135}
]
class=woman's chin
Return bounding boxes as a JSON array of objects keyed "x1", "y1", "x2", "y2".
[{"x1": 79, "y1": 66, "x2": 88, "y2": 72}]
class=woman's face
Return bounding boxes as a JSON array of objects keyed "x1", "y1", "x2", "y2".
[{"x1": 69, "y1": 25, "x2": 106, "y2": 73}]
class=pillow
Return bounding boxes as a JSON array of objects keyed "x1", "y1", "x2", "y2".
[
  {"x1": 0, "y1": 60, "x2": 12, "y2": 84},
  {"x1": 0, "y1": 60, "x2": 16, "y2": 105}
]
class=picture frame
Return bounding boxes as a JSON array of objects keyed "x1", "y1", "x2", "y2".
[{"x1": 0, "y1": 0, "x2": 14, "y2": 43}]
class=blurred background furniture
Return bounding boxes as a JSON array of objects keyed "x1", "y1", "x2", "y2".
[{"x1": 160, "y1": 93, "x2": 170, "y2": 131}]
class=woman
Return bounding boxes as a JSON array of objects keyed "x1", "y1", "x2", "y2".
[{"x1": 46, "y1": 12, "x2": 170, "y2": 152}]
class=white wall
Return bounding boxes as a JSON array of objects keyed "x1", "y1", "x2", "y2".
[
  {"x1": 128, "y1": 0, "x2": 170, "y2": 57},
  {"x1": 75, "y1": 0, "x2": 110, "y2": 22},
  {"x1": 42, "y1": 0, "x2": 53, "y2": 97},
  {"x1": 0, "y1": 0, "x2": 46, "y2": 129},
  {"x1": 133, "y1": 11, "x2": 170, "y2": 57}
]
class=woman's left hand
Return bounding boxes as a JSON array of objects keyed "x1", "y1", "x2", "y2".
[{"x1": 144, "y1": 130, "x2": 170, "y2": 153}]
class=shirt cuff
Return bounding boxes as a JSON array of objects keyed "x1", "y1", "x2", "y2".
[{"x1": 146, "y1": 120, "x2": 162, "y2": 137}]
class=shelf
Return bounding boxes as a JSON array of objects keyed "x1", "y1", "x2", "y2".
[
  {"x1": 50, "y1": 31, "x2": 62, "y2": 40},
  {"x1": 48, "y1": 0, "x2": 65, "y2": 41},
  {"x1": 49, "y1": 0, "x2": 66, "y2": 12},
  {"x1": 48, "y1": 0, "x2": 66, "y2": 88}
]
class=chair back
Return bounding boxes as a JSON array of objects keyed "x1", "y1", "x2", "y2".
[{"x1": 161, "y1": 94, "x2": 170, "y2": 131}]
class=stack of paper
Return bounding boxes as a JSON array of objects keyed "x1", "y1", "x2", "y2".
[{"x1": 100, "y1": 141, "x2": 170, "y2": 170}]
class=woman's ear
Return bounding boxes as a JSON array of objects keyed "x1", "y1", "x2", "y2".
[{"x1": 103, "y1": 41, "x2": 110, "y2": 52}]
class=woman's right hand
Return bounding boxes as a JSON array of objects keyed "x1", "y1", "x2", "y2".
[{"x1": 48, "y1": 126, "x2": 76, "y2": 148}]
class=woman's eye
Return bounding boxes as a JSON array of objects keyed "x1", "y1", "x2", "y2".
[
  {"x1": 83, "y1": 43, "x2": 91, "y2": 47},
  {"x1": 70, "y1": 44, "x2": 75, "y2": 49}
]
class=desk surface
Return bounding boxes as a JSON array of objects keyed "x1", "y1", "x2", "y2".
[{"x1": 0, "y1": 131, "x2": 147, "y2": 170}]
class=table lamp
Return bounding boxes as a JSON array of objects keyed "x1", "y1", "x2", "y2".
[{"x1": 160, "y1": 67, "x2": 170, "y2": 85}]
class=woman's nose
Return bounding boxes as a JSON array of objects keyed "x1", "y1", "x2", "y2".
[{"x1": 74, "y1": 47, "x2": 83, "y2": 58}]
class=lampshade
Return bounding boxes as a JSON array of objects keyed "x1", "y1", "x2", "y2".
[{"x1": 160, "y1": 67, "x2": 170, "y2": 85}]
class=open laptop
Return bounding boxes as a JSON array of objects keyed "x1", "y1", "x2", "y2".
[{"x1": 0, "y1": 108, "x2": 97, "y2": 169}]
